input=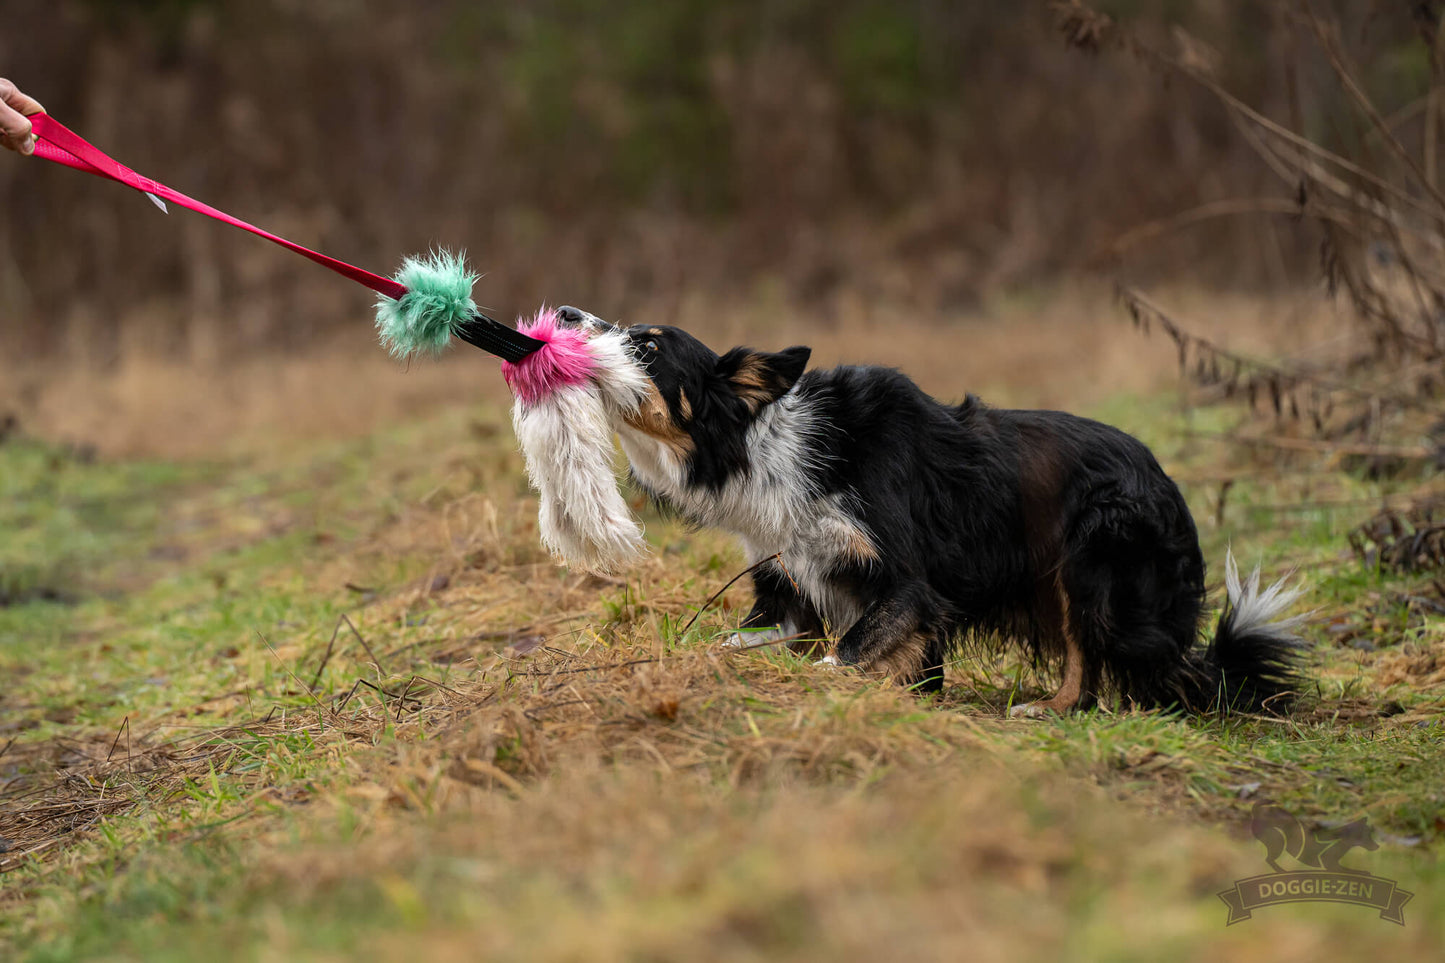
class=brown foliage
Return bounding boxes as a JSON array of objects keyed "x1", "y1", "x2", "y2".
[
  {"x1": 1066, "y1": 1, "x2": 1445, "y2": 467},
  {"x1": 0, "y1": 1, "x2": 1336, "y2": 365}
]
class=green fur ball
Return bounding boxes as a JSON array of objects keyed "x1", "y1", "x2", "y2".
[{"x1": 375, "y1": 251, "x2": 478, "y2": 359}]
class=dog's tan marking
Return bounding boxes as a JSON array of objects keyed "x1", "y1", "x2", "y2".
[
  {"x1": 621, "y1": 382, "x2": 694, "y2": 458},
  {"x1": 1010, "y1": 573, "x2": 1085, "y2": 718},
  {"x1": 677, "y1": 387, "x2": 693, "y2": 422},
  {"x1": 728, "y1": 353, "x2": 776, "y2": 413},
  {"x1": 647, "y1": 327, "x2": 664, "y2": 337},
  {"x1": 866, "y1": 630, "x2": 929, "y2": 682},
  {"x1": 840, "y1": 523, "x2": 880, "y2": 565}
]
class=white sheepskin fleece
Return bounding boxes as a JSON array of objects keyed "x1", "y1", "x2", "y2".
[{"x1": 511, "y1": 327, "x2": 652, "y2": 573}]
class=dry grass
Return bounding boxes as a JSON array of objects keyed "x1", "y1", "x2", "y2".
[
  {"x1": 10, "y1": 616, "x2": 1439, "y2": 960},
  {"x1": 2, "y1": 283, "x2": 1442, "y2": 960}
]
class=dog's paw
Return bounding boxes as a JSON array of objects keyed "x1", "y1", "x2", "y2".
[
  {"x1": 1007, "y1": 702, "x2": 1050, "y2": 720},
  {"x1": 722, "y1": 629, "x2": 784, "y2": 650},
  {"x1": 815, "y1": 654, "x2": 842, "y2": 668}
]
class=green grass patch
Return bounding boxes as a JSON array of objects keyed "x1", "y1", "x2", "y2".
[{"x1": 2, "y1": 390, "x2": 1443, "y2": 960}]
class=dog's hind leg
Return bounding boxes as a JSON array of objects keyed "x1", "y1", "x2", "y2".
[
  {"x1": 832, "y1": 584, "x2": 945, "y2": 690},
  {"x1": 1009, "y1": 573, "x2": 1089, "y2": 719}
]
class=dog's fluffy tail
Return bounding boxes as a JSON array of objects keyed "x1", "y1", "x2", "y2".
[{"x1": 1180, "y1": 550, "x2": 1307, "y2": 713}]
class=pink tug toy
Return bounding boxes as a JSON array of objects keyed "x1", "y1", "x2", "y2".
[
  {"x1": 502, "y1": 308, "x2": 650, "y2": 574},
  {"x1": 500, "y1": 309, "x2": 599, "y2": 405}
]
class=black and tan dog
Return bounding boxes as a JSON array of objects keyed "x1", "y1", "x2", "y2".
[{"x1": 554, "y1": 306, "x2": 1304, "y2": 715}]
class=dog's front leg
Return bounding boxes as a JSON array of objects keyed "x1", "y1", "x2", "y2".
[
  {"x1": 726, "y1": 561, "x2": 828, "y2": 654},
  {"x1": 830, "y1": 586, "x2": 945, "y2": 692}
]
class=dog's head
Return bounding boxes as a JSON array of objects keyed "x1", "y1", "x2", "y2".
[{"x1": 555, "y1": 305, "x2": 811, "y2": 487}]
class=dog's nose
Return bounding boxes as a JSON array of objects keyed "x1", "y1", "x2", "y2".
[
  {"x1": 555, "y1": 305, "x2": 587, "y2": 328},
  {"x1": 554, "y1": 305, "x2": 620, "y2": 333}
]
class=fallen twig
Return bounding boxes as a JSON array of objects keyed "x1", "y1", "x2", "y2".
[{"x1": 682, "y1": 553, "x2": 782, "y2": 636}]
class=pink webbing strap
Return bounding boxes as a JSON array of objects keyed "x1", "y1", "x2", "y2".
[{"x1": 29, "y1": 113, "x2": 407, "y2": 301}]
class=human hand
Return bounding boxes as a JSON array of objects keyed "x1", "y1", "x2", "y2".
[{"x1": 0, "y1": 78, "x2": 45, "y2": 155}]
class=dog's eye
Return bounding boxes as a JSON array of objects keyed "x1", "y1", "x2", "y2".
[{"x1": 645, "y1": 340, "x2": 659, "y2": 353}]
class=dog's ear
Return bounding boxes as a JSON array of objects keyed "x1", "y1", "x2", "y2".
[{"x1": 716, "y1": 346, "x2": 811, "y2": 413}]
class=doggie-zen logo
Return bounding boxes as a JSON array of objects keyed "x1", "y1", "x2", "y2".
[{"x1": 1218, "y1": 803, "x2": 1413, "y2": 925}]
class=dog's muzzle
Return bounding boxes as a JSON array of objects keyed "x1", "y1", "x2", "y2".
[{"x1": 555, "y1": 305, "x2": 619, "y2": 334}]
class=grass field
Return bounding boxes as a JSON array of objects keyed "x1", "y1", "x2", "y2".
[{"x1": 2, "y1": 295, "x2": 1443, "y2": 961}]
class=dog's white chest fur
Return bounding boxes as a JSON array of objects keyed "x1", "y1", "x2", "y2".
[{"x1": 616, "y1": 392, "x2": 872, "y2": 633}]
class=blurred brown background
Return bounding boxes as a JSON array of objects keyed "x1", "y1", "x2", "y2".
[{"x1": 0, "y1": 1, "x2": 1428, "y2": 450}]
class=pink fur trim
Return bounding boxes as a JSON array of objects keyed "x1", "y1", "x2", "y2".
[{"x1": 501, "y1": 307, "x2": 597, "y2": 404}]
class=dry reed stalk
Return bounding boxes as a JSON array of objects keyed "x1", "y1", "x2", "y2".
[{"x1": 1062, "y1": 1, "x2": 1445, "y2": 470}]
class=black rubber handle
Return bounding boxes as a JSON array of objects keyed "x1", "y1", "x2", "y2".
[{"x1": 454, "y1": 312, "x2": 546, "y2": 362}]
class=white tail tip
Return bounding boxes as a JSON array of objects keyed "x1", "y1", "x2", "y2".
[{"x1": 1223, "y1": 548, "x2": 1306, "y2": 638}]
